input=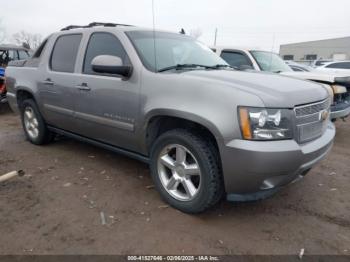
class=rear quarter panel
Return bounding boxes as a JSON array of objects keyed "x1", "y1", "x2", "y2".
[{"x1": 5, "y1": 66, "x2": 41, "y2": 114}]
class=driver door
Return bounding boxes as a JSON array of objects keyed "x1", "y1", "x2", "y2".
[{"x1": 72, "y1": 32, "x2": 140, "y2": 152}]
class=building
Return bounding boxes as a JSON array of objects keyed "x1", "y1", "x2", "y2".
[{"x1": 279, "y1": 36, "x2": 350, "y2": 64}]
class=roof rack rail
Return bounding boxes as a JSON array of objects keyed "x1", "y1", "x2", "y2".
[{"x1": 61, "y1": 22, "x2": 134, "y2": 31}]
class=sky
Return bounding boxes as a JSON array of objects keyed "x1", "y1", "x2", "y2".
[{"x1": 2, "y1": 0, "x2": 350, "y2": 51}]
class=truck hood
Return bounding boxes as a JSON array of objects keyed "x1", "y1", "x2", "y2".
[
  {"x1": 183, "y1": 70, "x2": 328, "y2": 108},
  {"x1": 281, "y1": 71, "x2": 350, "y2": 84}
]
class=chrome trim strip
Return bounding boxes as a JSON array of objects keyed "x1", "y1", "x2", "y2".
[
  {"x1": 44, "y1": 104, "x2": 134, "y2": 131},
  {"x1": 295, "y1": 98, "x2": 330, "y2": 111},
  {"x1": 44, "y1": 104, "x2": 74, "y2": 116},
  {"x1": 75, "y1": 111, "x2": 134, "y2": 132},
  {"x1": 296, "y1": 119, "x2": 323, "y2": 127}
]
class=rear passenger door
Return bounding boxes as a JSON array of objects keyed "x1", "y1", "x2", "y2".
[
  {"x1": 72, "y1": 32, "x2": 140, "y2": 152},
  {"x1": 39, "y1": 34, "x2": 82, "y2": 131}
]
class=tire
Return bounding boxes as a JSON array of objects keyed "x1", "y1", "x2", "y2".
[
  {"x1": 20, "y1": 99, "x2": 54, "y2": 145},
  {"x1": 150, "y1": 129, "x2": 224, "y2": 213}
]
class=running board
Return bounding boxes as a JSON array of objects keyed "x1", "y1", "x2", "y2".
[{"x1": 48, "y1": 126, "x2": 149, "y2": 164}]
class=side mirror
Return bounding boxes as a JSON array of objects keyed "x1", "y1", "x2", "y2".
[{"x1": 91, "y1": 55, "x2": 132, "y2": 78}]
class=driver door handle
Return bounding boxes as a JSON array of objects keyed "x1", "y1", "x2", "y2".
[
  {"x1": 43, "y1": 78, "x2": 54, "y2": 86},
  {"x1": 76, "y1": 83, "x2": 91, "y2": 91}
]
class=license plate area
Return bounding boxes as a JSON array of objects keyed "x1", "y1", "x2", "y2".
[{"x1": 298, "y1": 121, "x2": 323, "y2": 143}]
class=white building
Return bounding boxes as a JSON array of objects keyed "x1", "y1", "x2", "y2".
[{"x1": 279, "y1": 36, "x2": 350, "y2": 63}]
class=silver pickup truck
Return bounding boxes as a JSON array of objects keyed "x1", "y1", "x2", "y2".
[{"x1": 5, "y1": 23, "x2": 335, "y2": 213}]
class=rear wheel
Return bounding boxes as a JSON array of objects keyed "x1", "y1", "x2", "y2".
[
  {"x1": 150, "y1": 129, "x2": 224, "y2": 213},
  {"x1": 20, "y1": 99, "x2": 54, "y2": 145}
]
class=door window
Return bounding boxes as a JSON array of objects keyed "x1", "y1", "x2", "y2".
[
  {"x1": 50, "y1": 34, "x2": 82, "y2": 73},
  {"x1": 83, "y1": 32, "x2": 129, "y2": 75},
  {"x1": 326, "y1": 62, "x2": 350, "y2": 69},
  {"x1": 18, "y1": 50, "x2": 30, "y2": 60},
  {"x1": 8, "y1": 50, "x2": 19, "y2": 61},
  {"x1": 305, "y1": 54, "x2": 317, "y2": 60},
  {"x1": 283, "y1": 55, "x2": 294, "y2": 60},
  {"x1": 220, "y1": 51, "x2": 252, "y2": 68}
]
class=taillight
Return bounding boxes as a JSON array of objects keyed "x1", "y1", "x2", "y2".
[{"x1": 0, "y1": 81, "x2": 5, "y2": 94}]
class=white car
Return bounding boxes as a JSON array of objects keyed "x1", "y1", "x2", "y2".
[
  {"x1": 315, "y1": 61, "x2": 350, "y2": 74},
  {"x1": 285, "y1": 61, "x2": 313, "y2": 72},
  {"x1": 211, "y1": 46, "x2": 350, "y2": 120},
  {"x1": 311, "y1": 59, "x2": 333, "y2": 68}
]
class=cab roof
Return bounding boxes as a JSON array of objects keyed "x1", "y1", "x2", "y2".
[{"x1": 0, "y1": 44, "x2": 29, "y2": 51}]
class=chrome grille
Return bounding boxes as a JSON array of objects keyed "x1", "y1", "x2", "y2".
[
  {"x1": 294, "y1": 99, "x2": 330, "y2": 143},
  {"x1": 295, "y1": 99, "x2": 330, "y2": 117}
]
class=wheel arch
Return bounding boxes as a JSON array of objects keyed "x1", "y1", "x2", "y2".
[
  {"x1": 143, "y1": 109, "x2": 223, "y2": 156},
  {"x1": 16, "y1": 88, "x2": 37, "y2": 110}
]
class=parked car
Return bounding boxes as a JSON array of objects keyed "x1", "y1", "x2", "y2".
[
  {"x1": 311, "y1": 59, "x2": 333, "y2": 68},
  {"x1": 6, "y1": 23, "x2": 335, "y2": 213},
  {"x1": 0, "y1": 45, "x2": 30, "y2": 67},
  {"x1": 0, "y1": 67, "x2": 5, "y2": 103},
  {"x1": 315, "y1": 61, "x2": 350, "y2": 74},
  {"x1": 212, "y1": 47, "x2": 350, "y2": 120},
  {"x1": 0, "y1": 45, "x2": 31, "y2": 103},
  {"x1": 285, "y1": 61, "x2": 313, "y2": 72}
]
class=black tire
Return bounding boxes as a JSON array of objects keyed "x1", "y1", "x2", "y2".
[
  {"x1": 150, "y1": 129, "x2": 224, "y2": 213},
  {"x1": 20, "y1": 99, "x2": 54, "y2": 145}
]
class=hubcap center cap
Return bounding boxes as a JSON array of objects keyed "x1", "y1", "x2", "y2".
[{"x1": 175, "y1": 165, "x2": 185, "y2": 177}]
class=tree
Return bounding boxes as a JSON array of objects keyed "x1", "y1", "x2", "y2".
[{"x1": 12, "y1": 31, "x2": 42, "y2": 50}]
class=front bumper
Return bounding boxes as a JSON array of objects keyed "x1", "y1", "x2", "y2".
[
  {"x1": 0, "y1": 93, "x2": 7, "y2": 104},
  {"x1": 6, "y1": 92, "x2": 19, "y2": 113},
  {"x1": 220, "y1": 122, "x2": 335, "y2": 198},
  {"x1": 330, "y1": 102, "x2": 350, "y2": 119}
]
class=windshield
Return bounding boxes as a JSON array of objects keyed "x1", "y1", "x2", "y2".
[
  {"x1": 126, "y1": 31, "x2": 228, "y2": 72},
  {"x1": 250, "y1": 51, "x2": 292, "y2": 73}
]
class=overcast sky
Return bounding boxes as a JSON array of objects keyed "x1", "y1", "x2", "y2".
[{"x1": 2, "y1": 0, "x2": 350, "y2": 51}]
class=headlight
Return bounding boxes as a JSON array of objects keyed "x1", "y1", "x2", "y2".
[
  {"x1": 331, "y1": 84, "x2": 347, "y2": 94},
  {"x1": 322, "y1": 84, "x2": 334, "y2": 102},
  {"x1": 238, "y1": 107, "x2": 293, "y2": 140}
]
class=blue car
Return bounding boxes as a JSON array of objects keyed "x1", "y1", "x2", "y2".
[{"x1": 0, "y1": 67, "x2": 5, "y2": 103}]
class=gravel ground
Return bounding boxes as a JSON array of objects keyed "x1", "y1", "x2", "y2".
[{"x1": 0, "y1": 104, "x2": 349, "y2": 255}]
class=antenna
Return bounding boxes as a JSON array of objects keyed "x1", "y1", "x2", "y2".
[
  {"x1": 214, "y1": 28, "x2": 218, "y2": 46},
  {"x1": 152, "y1": 0, "x2": 158, "y2": 72},
  {"x1": 268, "y1": 33, "x2": 276, "y2": 71}
]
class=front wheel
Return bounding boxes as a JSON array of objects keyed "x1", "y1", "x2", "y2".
[{"x1": 150, "y1": 129, "x2": 224, "y2": 213}]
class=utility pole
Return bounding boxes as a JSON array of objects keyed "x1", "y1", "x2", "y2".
[{"x1": 214, "y1": 28, "x2": 218, "y2": 46}]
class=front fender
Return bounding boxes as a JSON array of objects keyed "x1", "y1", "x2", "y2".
[{"x1": 143, "y1": 108, "x2": 224, "y2": 143}]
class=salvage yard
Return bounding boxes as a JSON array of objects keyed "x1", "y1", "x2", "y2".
[{"x1": 0, "y1": 104, "x2": 349, "y2": 255}]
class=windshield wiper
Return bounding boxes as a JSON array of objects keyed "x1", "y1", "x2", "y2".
[
  {"x1": 212, "y1": 64, "x2": 234, "y2": 69},
  {"x1": 158, "y1": 64, "x2": 215, "y2": 72}
]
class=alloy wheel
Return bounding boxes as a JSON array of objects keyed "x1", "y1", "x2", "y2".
[
  {"x1": 157, "y1": 144, "x2": 202, "y2": 201},
  {"x1": 23, "y1": 107, "x2": 39, "y2": 139}
]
